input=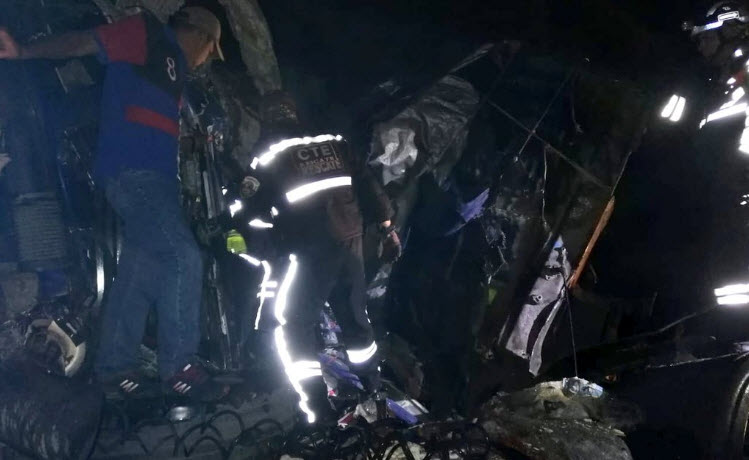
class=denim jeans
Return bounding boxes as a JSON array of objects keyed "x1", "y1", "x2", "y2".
[{"x1": 95, "y1": 170, "x2": 203, "y2": 380}]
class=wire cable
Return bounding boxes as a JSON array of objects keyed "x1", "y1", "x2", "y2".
[{"x1": 96, "y1": 399, "x2": 498, "y2": 460}]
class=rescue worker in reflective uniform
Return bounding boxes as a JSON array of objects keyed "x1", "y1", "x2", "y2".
[
  {"x1": 686, "y1": 2, "x2": 749, "y2": 303},
  {"x1": 688, "y1": 1, "x2": 749, "y2": 74},
  {"x1": 244, "y1": 91, "x2": 400, "y2": 423},
  {"x1": 686, "y1": 2, "x2": 749, "y2": 140}
]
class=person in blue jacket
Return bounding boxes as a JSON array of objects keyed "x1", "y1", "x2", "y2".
[{"x1": 0, "y1": 6, "x2": 227, "y2": 400}]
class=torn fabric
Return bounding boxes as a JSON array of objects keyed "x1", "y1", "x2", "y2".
[
  {"x1": 506, "y1": 238, "x2": 571, "y2": 375},
  {"x1": 369, "y1": 75, "x2": 480, "y2": 186}
]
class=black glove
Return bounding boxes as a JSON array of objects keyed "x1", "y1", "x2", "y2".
[{"x1": 378, "y1": 226, "x2": 402, "y2": 263}]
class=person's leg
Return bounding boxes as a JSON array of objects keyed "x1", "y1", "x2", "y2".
[
  {"x1": 136, "y1": 178, "x2": 203, "y2": 380},
  {"x1": 272, "y1": 245, "x2": 342, "y2": 423},
  {"x1": 95, "y1": 172, "x2": 162, "y2": 379},
  {"x1": 328, "y1": 237, "x2": 380, "y2": 392}
]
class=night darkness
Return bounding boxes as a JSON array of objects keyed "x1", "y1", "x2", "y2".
[
  {"x1": 4, "y1": 1, "x2": 749, "y2": 457},
  {"x1": 254, "y1": 0, "x2": 728, "y2": 324},
  {"x1": 175, "y1": 0, "x2": 749, "y2": 339}
]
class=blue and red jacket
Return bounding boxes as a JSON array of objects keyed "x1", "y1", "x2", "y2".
[{"x1": 93, "y1": 12, "x2": 186, "y2": 181}]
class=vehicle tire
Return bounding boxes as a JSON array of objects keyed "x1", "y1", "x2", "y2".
[{"x1": 722, "y1": 364, "x2": 749, "y2": 459}]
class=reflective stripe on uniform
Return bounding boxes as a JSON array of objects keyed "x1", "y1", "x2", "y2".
[
  {"x1": 251, "y1": 135, "x2": 344, "y2": 169},
  {"x1": 285, "y1": 176, "x2": 352, "y2": 203},
  {"x1": 347, "y1": 341, "x2": 378, "y2": 364},
  {"x1": 249, "y1": 218, "x2": 274, "y2": 229},
  {"x1": 272, "y1": 254, "x2": 319, "y2": 424}
]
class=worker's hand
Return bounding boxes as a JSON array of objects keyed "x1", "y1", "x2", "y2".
[
  {"x1": 378, "y1": 223, "x2": 402, "y2": 263},
  {"x1": 0, "y1": 28, "x2": 22, "y2": 59}
]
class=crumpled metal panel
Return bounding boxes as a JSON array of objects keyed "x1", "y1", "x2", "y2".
[
  {"x1": 506, "y1": 238, "x2": 571, "y2": 375},
  {"x1": 218, "y1": 0, "x2": 282, "y2": 95},
  {"x1": 370, "y1": 75, "x2": 480, "y2": 186},
  {"x1": 229, "y1": 107, "x2": 261, "y2": 172},
  {"x1": 205, "y1": 67, "x2": 263, "y2": 174}
]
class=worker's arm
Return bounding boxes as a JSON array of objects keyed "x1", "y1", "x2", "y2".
[
  {"x1": 343, "y1": 141, "x2": 401, "y2": 261},
  {"x1": 0, "y1": 27, "x2": 99, "y2": 60},
  {"x1": 352, "y1": 161, "x2": 401, "y2": 261},
  {"x1": 352, "y1": 158, "x2": 395, "y2": 227},
  {"x1": 344, "y1": 142, "x2": 394, "y2": 227},
  {"x1": 1, "y1": 14, "x2": 148, "y2": 64}
]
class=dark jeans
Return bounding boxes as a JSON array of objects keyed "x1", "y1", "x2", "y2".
[{"x1": 95, "y1": 170, "x2": 203, "y2": 380}]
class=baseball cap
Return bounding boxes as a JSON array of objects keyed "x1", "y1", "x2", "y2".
[{"x1": 179, "y1": 7, "x2": 225, "y2": 61}]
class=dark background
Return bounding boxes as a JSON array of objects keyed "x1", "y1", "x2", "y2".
[
  {"x1": 197, "y1": 0, "x2": 746, "y2": 332},
  {"x1": 256, "y1": 0, "x2": 710, "y2": 314}
]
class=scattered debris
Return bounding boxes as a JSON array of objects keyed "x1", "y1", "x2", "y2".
[
  {"x1": 0, "y1": 323, "x2": 25, "y2": 363},
  {"x1": 0, "y1": 273, "x2": 38, "y2": 316},
  {"x1": 380, "y1": 334, "x2": 425, "y2": 399},
  {"x1": 92, "y1": 389, "x2": 296, "y2": 459},
  {"x1": 562, "y1": 377, "x2": 603, "y2": 399},
  {"x1": 384, "y1": 442, "x2": 427, "y2": 460},
  {"x1": 478, "y1": 380, "x2": 642, "y2": 460}
]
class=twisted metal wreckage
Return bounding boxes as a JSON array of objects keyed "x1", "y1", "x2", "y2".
[{"x1": 1, "y1": 1, "x2": 729, "y2": 459}]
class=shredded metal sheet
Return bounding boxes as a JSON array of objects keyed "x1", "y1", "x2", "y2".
[
  {"x1": 506, "y1": 238, "x2": 571, "y2": 375},
  {"x1": 370, "y1": 75, "x2": 480, "y2": 186}
]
